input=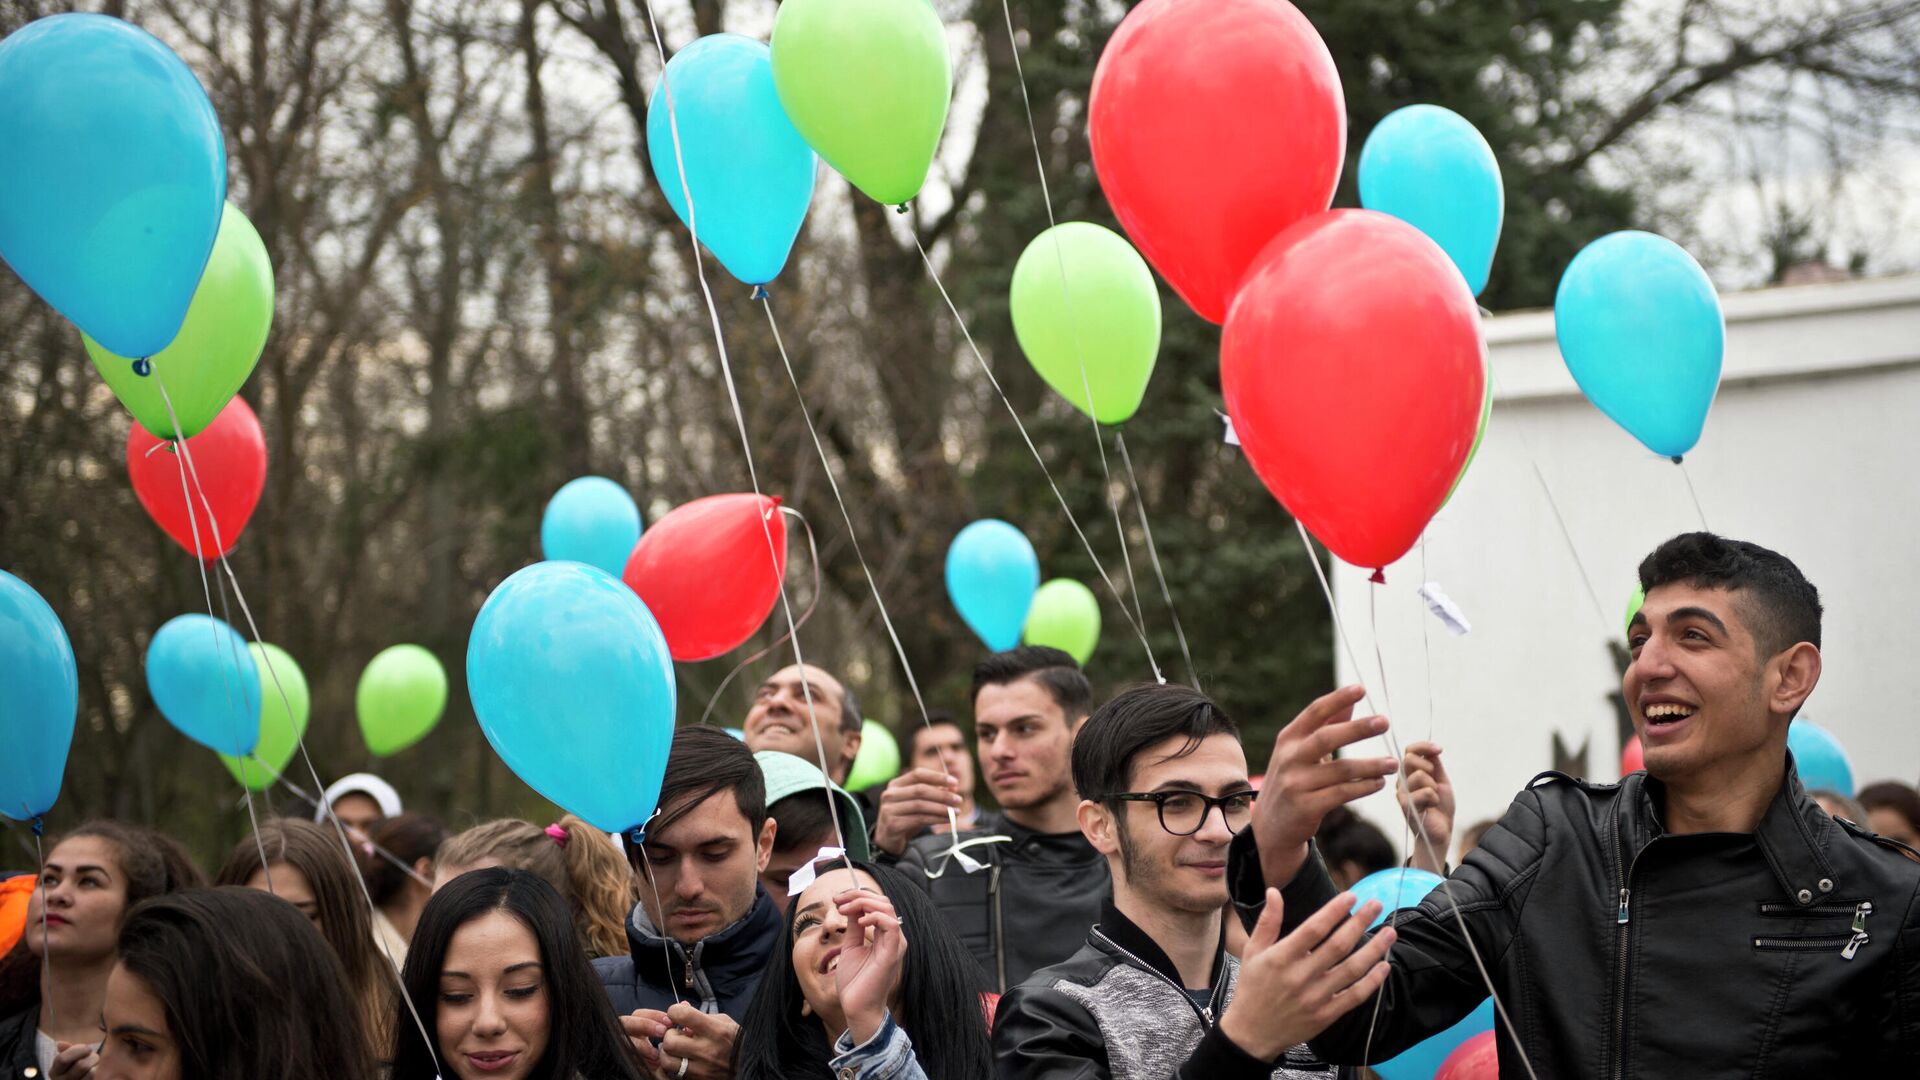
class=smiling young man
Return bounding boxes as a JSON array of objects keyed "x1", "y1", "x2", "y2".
[
  {"x1": 994, "y1": 683, "x2": 1394, "y2": 1079},
  {"x1": 1229, "y1": 532, "x2": 1920, "y2": 1076},
  {"x1": 742, "y1": 663, "x2": 864, "y2": 787},
  {"x1": 895, "y1": 647, "x2": 1110, "y2": 991},
  {"x1": 594, "y1": 726, "x2": 780, "y2": 1080}
]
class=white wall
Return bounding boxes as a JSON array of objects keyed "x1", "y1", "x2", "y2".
[{"x1": 1329, "y1": 274, "x2": 1920, "y2": 852}]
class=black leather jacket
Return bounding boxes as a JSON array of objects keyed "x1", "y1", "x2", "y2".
[
  {"x1": 897, "y1": 811, "x2": 1110, "y2": 992},
  {"x1": 1228, "y1": 761, "x2": 1920, "y2": 1078},
  {"x1": 0, "y1": 1008, "x2": 39, "y2": 1079}
]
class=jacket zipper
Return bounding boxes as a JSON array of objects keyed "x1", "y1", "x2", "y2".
[
  {"x1": 1611, "y1": 820, "x2": 1646, "y2": 1080},
  {"x1": 1842, "y1": 900, "x2": 1873, "y2": 960},
  {"x1": 1091, "y1": 929, "x2": 1220, "y2": 1026},
  {"x1": 1753, "y1": 935, "x2": 1855, "y2": 950},
  {"x1": 1757, "y1": 899, "x2": 1867, "y2": 916},
  {"x1": 989, "y1": 864, "x2": 1007, "y2": 993}
]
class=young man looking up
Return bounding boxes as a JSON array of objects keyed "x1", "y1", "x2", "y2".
[
  {"x1": 1232, "y1": 532, "x2": 1920, "y2": 1076},
  {"x1": 595, "y1": 726, "x2": 780, "y2": 1080},
  {"x1": 993, "y1": 683, "x2": 1394, "y2": 1079},
  {"x1": 894, "y1": 647, "x2": 1108, "y2": 990}
]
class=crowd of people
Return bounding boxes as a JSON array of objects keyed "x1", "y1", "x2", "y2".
[{"x1": 3, "y1": 532, "x2": 1920, "y2": 1078}]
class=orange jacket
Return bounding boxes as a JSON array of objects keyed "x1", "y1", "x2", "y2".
[{"x1": 0, "y1": 873, "x2": 35, "y2": 956}]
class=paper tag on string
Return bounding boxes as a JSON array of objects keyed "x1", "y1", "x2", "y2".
[
  {"x1": 785, "y1": 845, "x2": 847, "y2": 897},
  {"x1": 1217, "y1": 410, "x2": 1240, "y2": 447},
  {"x1": 1418, "y1": 582, "x2": 1472, "y2": 636}
]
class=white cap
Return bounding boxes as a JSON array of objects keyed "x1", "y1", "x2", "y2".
[{"x1": 314, "y1": 772, "x2": 403, "y2": 822}]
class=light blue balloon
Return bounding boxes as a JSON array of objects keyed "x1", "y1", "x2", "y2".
[
  {"x1": 468, "y1": 561, "x2": 677, "y2": 832},
  {"x1": 1375, "y1": 999, "x2": 1495, "y2": 1080},
  {"x1": 1790, "y1": 718, "x2": 1854, "y2": 796},
  {"x1": 1359, "y1": 105, "x2": 1504, "y2": 296},
  {"x1": 541, "y1": 477, "x2": 643, "y2": 578},
  {"x1": 724, "y1": 727, "x2": 747, "y2": 742},
  {"x1": 146, "y1": 614, "x2": 260, "y2": 756},
  {"x1": 1555, "y1": 231, "x2": 1724, "y2": 459},
  {"x1": 945, "y1": 520, "x2": 1040, "y2": 652},
  {"x1": 0, "y1": 14, "x2": 227, "y2": 358},
  {"x1": 1351, "y1": 867, "x2": 1445, "y2": 929},
  {"x1": 647, "y1": 34, "x2": 817, "y2": 286},
  {"x1": 0, "y1": 571, "x2": 78, "y2": 821}
]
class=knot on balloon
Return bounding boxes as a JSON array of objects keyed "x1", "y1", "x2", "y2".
[
  {"x1": 1670, "y1": 455, "x2": 1684, "y2": 465},
  {"x1": 1369, "y1": 569, "x2": 1387, "y2": 585},
  {"x1": 750, "y1": 285, "x2": 768, "y2": 301},
  {"x1": 30, "y1": 816, "x2": 45, "y2": 838},
  {"x1": 132, "y1": 357, "x2": 152, "y2": 377},
  {"x1": 895, "y1": 203, "x2": 910, "y2": 215}
]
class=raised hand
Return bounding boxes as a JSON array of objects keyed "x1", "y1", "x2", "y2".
[
  {"x1": 833, "y1": 888, "x2": 907, "y2": 1045},
  {"x1": 872, "y1": 767, "x2": 965, "y2": 856},
  {"x1": 1219, "y1": 888, "x2": 1396, "y2": 1061},
  {"x1": 1255, "y1": 686, "x2": 1399, "y2": 886},
  {"x1": 1398, "y1": 741, "x2": 1455, "y2": 874}
]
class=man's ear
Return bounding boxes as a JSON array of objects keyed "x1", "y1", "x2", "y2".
[
  {"x1": 1077, "y1": 798, "x2": 1119, "y2": 855},
  {"x1": 840, "y1": 727, "x2": 863, "y2": 776},
  {"x1": 755, "y1": 817, "x2": 777, "y2": 875},
  {"x1": 1771, "y1": 643, "x2": 1822, "y2": 718}
]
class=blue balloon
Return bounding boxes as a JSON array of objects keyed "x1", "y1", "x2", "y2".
[
  {"x1": 468, "y1": 561, "x2": 677, "y2": 832},
  {"x1": 1375, "y1": 999, "x2": 1495, "y2": 1080},
  {"x1": 146, "y1": 614, "x2": 260, "y2": 756},
  {"x1": 1359, "y1": 105, "x2": 1504, "y2": 296},
  {"x1": 1555, "y1": 231, "x2": 1724, "y2": 459},
  {"x1": 724, "y1": 727, "x2": 747, "y2": 742},
  {"x1": 1789, "y1": 718, "x2": 1854, "y2": 796},
  {"x1": 647, "y1": 34, "x2": 817, "y2": 286},
  {"x1": 541, "y1": 477, "x2": 643, "y2": 578},
  {"x1": 0, "y1": 571, "x2": 78, "y2": 821},
  {"x1": 1351, "y1": 867, "x2": 1445, "y2": 929},
  {"x1": 0, "y1": 14, "x2": 226, "y2": 357},
  {"x1": 945, "y1": 520, "x2": 1040, "y2": 652}
]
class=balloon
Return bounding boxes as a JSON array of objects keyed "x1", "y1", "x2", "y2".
[
  {"x1": 218, "y1": 643, "x2": 309, "y2": 792},
  {"x1": 945, "y1": 520, "x2": 1040, "y2": 652},
  {"x1": 770, "y1": 0, "x2": 951, "y2": 206},
  {"x1": 468, "y1": 561, "x2": 676, "y2": 832},
  {"x1": 0, "y1": 571, "x2": 78, "y2": 821},
  {"x1": 0, "y1": 14, "x2": 226, "y2": 357},
  {"x1": 86, "y1": 202, "x2": 274, "y2": 440},
  {"x1": 1089, "y1": 0, "x2": 1344, "y2": 323},
  {"x1": 357, "y1": 644, "x2": 448, "y2": 757},
  {"x1": 724, "y1": 727, "x2": 747, "y2": 742},
  {"x1": 1360, "y1": 105, "x2": 1504, "y2": 296},
  {"x1": 1009, "y1": 223, "x2": 1161, "y2": 424},
  {"x1": 1555, "y1": 231, "x2": 1723, "y2": 459},
  {"x1": 1022, "y1": 579, "x2": 1100, "y2": 665},
  {"x1": 647, "y1": 34, "x2": 817, "y2": 286},
  {"x1": 127, "y1": 396, "x2": 267, "y2": 558},
  {"x1": 1620, "y1": 735, "x2": 1644, "y2": 776},
  {"x1": 1347, "y1": 867, "x2": 1497, "y2": 1079},
  {"x1": 1351, "y1": 868, "x2": 1444, "y2": 929},
  {"x1": 1386, "y1": 1002, "x2": 1497, "y2": 1080},
  {"x1": 541, "y1": 477, "x2": 643, "y2": 578},
  {"x1": 1435, "y1": 1028, "x2": 1500, "y2": 1080},
  {"x1": 846, "y1": 719, "x2": 901, "y2": 792},
  {"x1": 146, "y1": 614, "x2": 260, "y2": 756},
  {"x1": 1222, "y1": 210, "x2": 1486, "y2": 574},
  {"x1": 624, "y1": 493, "x2": 787, "y2": 662},
  {"x1": 1789, "y1": 718, "x2": 1853, "y2": 796},
  {"x1": 1443, "y1": 353, "x2": 1495, "y2": 506}
]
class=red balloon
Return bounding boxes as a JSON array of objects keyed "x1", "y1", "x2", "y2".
[
  {"x1": 1437, "y1": 1030, "x2": 1499, "y2": 1079},
  {"x1": 1621, "y1": 735, "x2": 1645, "y2": 775},
  {"x1": 127, "y1": 396, "x2": 266, "y2": 558},
  {"x1": 1089, "y1": 0, "x2": 1345, "y2": 324},
  {"x1": 623, "y1": 493, "x2": 788, "y2": 662},
  {"x1": 1222, "y1": 210, "x2": 1485, "y2": 573}
]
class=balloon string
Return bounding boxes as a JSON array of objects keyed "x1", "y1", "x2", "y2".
[
  {"x1": 910, "y1": 230, "x2": 1163, "y2": 682},
  {"x1": 634, "y1": 845, "x2": 694, "y2": 1010},
  {"x1": 695, "y1": 505, "x2": 822, "y2": 727},
  {"x1": 34, "y1": 830, "x2": 51, "y2": 1031},
  {"x1": 1293, "y1": 519, "x2": 1541, "y2": 1080},
  {"x1": 151, "y1": 379, "x2": 441, "y2": 1076},
  {"x1": 638, "y1": 0, "x2": 846, "y2": 858},
  {"x1": 760, "y1": 295, "x2": 968, "y2": 848},
  {"x1": 213, "y1": 566, "x2": 276, "y2": 896},
  {"x1": 1115, "y1": 432, "x2": 1199, "y2": 688},
  {"x1": 232, "y1": 760, "x2": 435, "y2": 888},
  {"x1": 1677, "y1": 459, "x2": 1711, "y2": 531},
  {"x1": 1419, "y1": 534, "x2": 1436, "y2": 743},
  {"x1": 1000, "y1": 0, "x2": 1160, "y2": 679}
]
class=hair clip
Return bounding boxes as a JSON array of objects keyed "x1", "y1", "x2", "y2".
[{"x1": 544, "y1": 823, "x2": 570, "y2": 847}]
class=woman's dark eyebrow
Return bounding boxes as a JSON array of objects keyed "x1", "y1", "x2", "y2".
[
  {"x1": 110, "y1": 1022, "x2": 164, "y2": 1037},
  {"x1": 503, "y1": 962, "x2": 543, "y2": 974}
]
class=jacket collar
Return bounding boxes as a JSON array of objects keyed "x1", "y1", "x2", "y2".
[
  {"x1": 623, "y1": 885, "x2": 783, "y2": 996},
  {"x1": 1618, "y1": 750, "x2": 1838, "y2": 904},
  {"x1": 1091, "y1": 898, "x2": 1228, "y2": 1008}
]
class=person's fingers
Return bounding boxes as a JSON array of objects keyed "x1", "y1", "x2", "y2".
[
  {"x1": 665, "y1": 1000, "x2": 732, "y2": 1035},
  {"x1": 1322, "y1": 960, "x2": 1393, "y2": 1019},
  {"x1": 1298, "y1": 755, "x2": 1400, "y2": 792},
  {"x1": 634, "y1": 1007, "x2": 672, "y2": 1025},
  {"x1": 1308, "y1": 906, "x2": 1389, "y2": 974},
  {"x1": 883, "y1": 782, "x2": 963, "y2": 807},
  {"x1": 1246, "y1": 888, "x2": 1284, "y2": 955},
  {"x1": 1286, "y1": 686, "x2": 1368, "y2": 736},
  {"x1": 1272, "y1": 892, "x2": 1365, "y2": 962},
  {"x1": 835, "y1": 891, "x2": 898, "y2": 918},
  {"x1": 888, "y1": 799, "x2": 963, "y2": 822},
  {"x1": 1300, "y1": 713, "x2": 1391, "y2": 763},
  {"x1": 1319, "y1": 925, "x2": 1397, "y2": 992}
]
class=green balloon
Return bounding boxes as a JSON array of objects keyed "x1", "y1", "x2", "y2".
[
  {"x1": 1625, "y1": 584, "x2": 1646, "y2": 635},
  {"x1": 219, "y1": 643, "x2": 310, "y2": 792},
  {"x1": 771, "y1": 0, "x2": 952, "y2": 206},
  {"x1": 1010, "y1": 223, "x2": 1162, "y2": 425},
  {"x1": 357, "y1": 644, "x2": 448, "y2": 757},
  {"x1": 1442, "y1": 353, "x2": 1494, "y2": 506},
  {"x1": 846, "y1": 718, "x2": 901, "y2": 792},
  {"x1": 1022, "y1": 578, "x2": 1100, "y2": 666},
  {"x1": 86, "y1": 202, "x2": 274, "y2": 440}
]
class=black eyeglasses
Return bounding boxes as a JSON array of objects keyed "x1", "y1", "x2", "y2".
[{"x1": 1110, "y1": 789, "x2": 1257, "y2": 836}]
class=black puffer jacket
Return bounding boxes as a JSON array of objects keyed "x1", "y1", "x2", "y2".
[
  {"x1": 1228, "y1": 760, "x2": 1920, "y2": 1078},
  {"x1": 591, "y1": 887, "x2": 782, "y2": 1020}
]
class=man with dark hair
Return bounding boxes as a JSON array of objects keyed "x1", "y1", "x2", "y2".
[
  {"x1": 894, "y1": 646, "x2": 1109, "y2": 990},
  {"x1": 595, "y1": 725, "x2": 779, "y2": 1079},
  {"x1": 871, "y1": 709, "x2": 980, "y2": 854},
  {"x1": 742, "y1": 662, "x2": 864, "y2": 786},
  {"x1": 1232, "y1": 532, "x2": 1920, "y2": 1076},
  {"x1": 1313, "y1": 806, "x2": 1396, "y2": 889},
  {"x1": 995, "y1": 683, "x2": 1394, "y2": 1079}
]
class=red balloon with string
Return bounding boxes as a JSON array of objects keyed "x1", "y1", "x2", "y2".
[
  {"x1": 1089, "y1": 0, "x2": 1345, "y2": 324},
  {"x1": 127, "y1": 396, "x2": 267, "y2": 559},
  {"x1": 1436, "y1": 1030, "x2": 1499, "y2": 1079},
  {"x1": 1222, "y1": 210, "x2": 1485, "y2": 576},
  {"x1": 623, "y1": 493, "x2": 788, "y2": 661}
]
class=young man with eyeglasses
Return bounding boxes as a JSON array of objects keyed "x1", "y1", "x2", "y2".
[{"x1": 994, "y1": 683, "x2": 1396, "y2": 1079}]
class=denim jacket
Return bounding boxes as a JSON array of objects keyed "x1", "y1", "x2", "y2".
[{"x1": 830, "y1": 1011, "x2": 929, "y2": 1080}]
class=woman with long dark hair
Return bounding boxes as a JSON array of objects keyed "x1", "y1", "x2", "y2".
[
  {"x1": 390, "y1": 867, "x2": 643, "y2": 1080},
  {"x1": 0, "y1": 821, "x2": 204, "y2": 1076},
  {"x1": 734, "y1": 860, "x2": 992, "y2": 1080},
  {"x1": 95, "y1": 886, "x2": 377, "y2": 1079}
]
